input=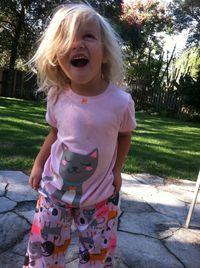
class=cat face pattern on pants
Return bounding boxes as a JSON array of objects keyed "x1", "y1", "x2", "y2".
[
  {"x1": 52, "y1": 144, "x2": 98, "y2": 207},
  {"x1": 23, "y1": 193, "x2": 119, "y2": 267}
]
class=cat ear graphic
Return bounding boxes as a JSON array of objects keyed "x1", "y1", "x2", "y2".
[{"x1": 89, "y1": 148, "x2": 98, "y2": 158}]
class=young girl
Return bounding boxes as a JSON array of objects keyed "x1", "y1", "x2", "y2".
[{"x1": 24, "y1": 3, "x2": 136, "y2": 268}]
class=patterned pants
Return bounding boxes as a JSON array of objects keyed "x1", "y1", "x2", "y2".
[{"x1": 23, "y1": 193, "x2": 119, "y2": 268}]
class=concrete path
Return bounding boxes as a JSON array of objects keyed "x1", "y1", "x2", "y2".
[{"x1": 0, "y1": 170, "x2": 200, "y2": 268}]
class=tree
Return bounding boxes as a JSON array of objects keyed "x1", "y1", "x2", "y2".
[
  {"x1": 175, "y1": 47, "x2": 200, "y2": 80},
  {"x1": 168, "y1": 0, "x2": 200, "y2": 47},
  {"x1": 176, "y1": 71, "x2": 200, "y2": 114},
  {"x1": 0, "y1": 0, "x2": 124, "y2": 70},
  {"x1": 120, "y1": 0, "x2": 173, "y2": 95},
  {"x1": 84, "y1": 0, "x2": 123, "y2": 24},
  {"x1": 0, "y1": 0, "x2": 69, "y2": 70}
]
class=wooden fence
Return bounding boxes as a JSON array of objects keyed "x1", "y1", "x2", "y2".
[
  {"x1": 0, "y1": 69, "x2": 185, "y2": 115},
  {"x1": 132, "y1": 88, "x2": 183, "y2": 114},
  {"x1": 152, "y1": 91, "x2": 183, "y2": 113},
  {"x1": 0, "y1": 69, "x2": 37, "y2": 100}
]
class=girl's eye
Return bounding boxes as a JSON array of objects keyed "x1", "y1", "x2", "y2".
[{"x1": 83, "y1": 34, "x2": 95, "y2": 40}]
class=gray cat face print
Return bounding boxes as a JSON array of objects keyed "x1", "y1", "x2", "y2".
[{"x1": 59, "y1": 144, "x2": 98, "y2": 184}]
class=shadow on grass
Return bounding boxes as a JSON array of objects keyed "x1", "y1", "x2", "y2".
[
  {"x1": 0, "y1": 97, "x2": 49, "y2": 171},
  {"x1": 1, "y1": 98, "x2": 200, "y2": 179},
  {"x1": 126, "y1": 112, "x2": 200, "y2": 180}
]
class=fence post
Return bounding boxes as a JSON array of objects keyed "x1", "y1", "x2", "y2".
[
  {"x1": 12, "y1": 70, "x2": 17, "y2": 97},
  {"x1": 185, "y1": 170, "x2": 200, "y2": 228},
  {"x1": 0, "y1": 70, "x2": 3, "y2": 96}
]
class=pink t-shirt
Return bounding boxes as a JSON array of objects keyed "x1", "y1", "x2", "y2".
[{"x1": 40, "y1": 82, "x2": 136, "y2": 207}]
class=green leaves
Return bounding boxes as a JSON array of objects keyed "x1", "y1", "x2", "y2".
[
  {"x1": 0, "y1": 0, "x2": 69, "y2": 69},
  {"x1": 168, "y1": 0, "x2": 200, "y2": 47}
]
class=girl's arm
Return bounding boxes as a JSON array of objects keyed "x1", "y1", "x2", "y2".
[
  {"x1": 113, "y1": 132, "x2": 132, "y2": 193},
  {"x1": 29, "y1": 127, "x2": 58, "y2": 190}
]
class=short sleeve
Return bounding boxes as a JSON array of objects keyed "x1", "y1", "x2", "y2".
[
  {"x1": 119, "y1": 94, "x2": 137, "y2": 132},
  {"x1": 45, "y1": 99, "x2": 57, "y2": 128}
]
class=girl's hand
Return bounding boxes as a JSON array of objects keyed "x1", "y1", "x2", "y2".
[
  {"x1": 113, "y1": 170, "x2": 122, "y2": 194},
  {"x1": 29, "y1": 164, "x2": 43, "y2": 190}
]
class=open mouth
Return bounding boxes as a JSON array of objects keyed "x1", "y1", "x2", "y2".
[{"x1": 71, "y1": 57, "x2": 89, "y2": 67}]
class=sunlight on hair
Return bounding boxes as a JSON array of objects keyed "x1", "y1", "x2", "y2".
[{"x1": 28, "y1": 3, "x2": 125, "y2": 99}]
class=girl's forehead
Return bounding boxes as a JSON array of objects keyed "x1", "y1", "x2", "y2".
[{"x1": 76, "y1": 18, "x2": 101, "y2": 34}]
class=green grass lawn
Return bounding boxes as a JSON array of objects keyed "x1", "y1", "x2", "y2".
[
  {"x1": 0, "y1": 97, "x2": 49, "y2": 173},
  {"x1": 125, "y1": 112, "x2": 200, "y2": 181},
  {"x1": 0, "y1": 96, "x2": 200, "y2": 180}
]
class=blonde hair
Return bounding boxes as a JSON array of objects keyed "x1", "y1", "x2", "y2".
[{"x1": 29, "y1": 3, "x2": 125, "y2": 98}]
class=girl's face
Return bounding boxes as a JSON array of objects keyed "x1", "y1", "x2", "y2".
[{"x1": 57, "y1": 19, "x2": 107, "y2": 93}]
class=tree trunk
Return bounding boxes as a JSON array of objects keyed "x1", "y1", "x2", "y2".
[{"x1": 9, "y1": 5, "x2": 25, "y2": 70}]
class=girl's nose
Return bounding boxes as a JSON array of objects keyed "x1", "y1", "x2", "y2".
[{"x1": 72, "y1": 38, "x2": 85, "y2": 49}]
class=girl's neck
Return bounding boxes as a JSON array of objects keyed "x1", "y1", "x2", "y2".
[{"x1": 70, "y1": 79, "x2": 109, "y2": 97}]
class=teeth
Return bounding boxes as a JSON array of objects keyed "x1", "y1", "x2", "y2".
[{"x1": 71, "y1": 56, "x2": 88, "y2": 61}]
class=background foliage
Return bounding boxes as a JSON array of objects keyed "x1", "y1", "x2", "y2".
[{"x1": 0, "y1": 0, "x2": 199, "y2": 118}]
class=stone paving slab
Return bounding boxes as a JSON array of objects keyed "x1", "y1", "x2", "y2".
[
  {"x1": 142, "y1": 191, "x2": 188, "y2": 223},
  {"x1": 0, "y1": 181, "x2": 7, "y2": 195},
  {"x1": 163, "y1": 228, "x2": 200, "y2": 268},
  {"x1": 119, "y1": 211, "x2": 180, "y2": 239},
  {"x1": 0, "y1": 170, "x2": 200, "y2": 268},
  {"x1": 0, "y1": 171, "x2": 30, "y2": 184},
  {"x1": 131, "y1": 173, "x2": 165, "y2": 185},
  {"x1": 117, "y1": 232, "x2": 184, "y2": 268},
  {"x1": 0, "y1": 196, "x2": 17, "y2": 213},
  {"x1": 0, "y1": 251, "x2": 26, "y2": 268},
  {"x1": 7, "y1": 183, "x2": 38, "y2": 202},
  {"x1": 17, "y1": 210, "x2": 36, "y2": 224},
  {"x1": 0, "y1": 212, "x2": 30, "y2": 252},
  {"x1": 120, "y1": 193, "x2": 154, "y2": 213},
  {"x1": 157, "y1": 181, "x2": 200, "y2": 204}
]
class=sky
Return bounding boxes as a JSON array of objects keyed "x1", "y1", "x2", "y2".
[{"x1": 162, "y1": 30, "x2": 188, "y2": 56}]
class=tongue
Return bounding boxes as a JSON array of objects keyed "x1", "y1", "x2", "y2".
[{"x1": 71, "y1": 58, "x2": 89, "y2": 67}]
